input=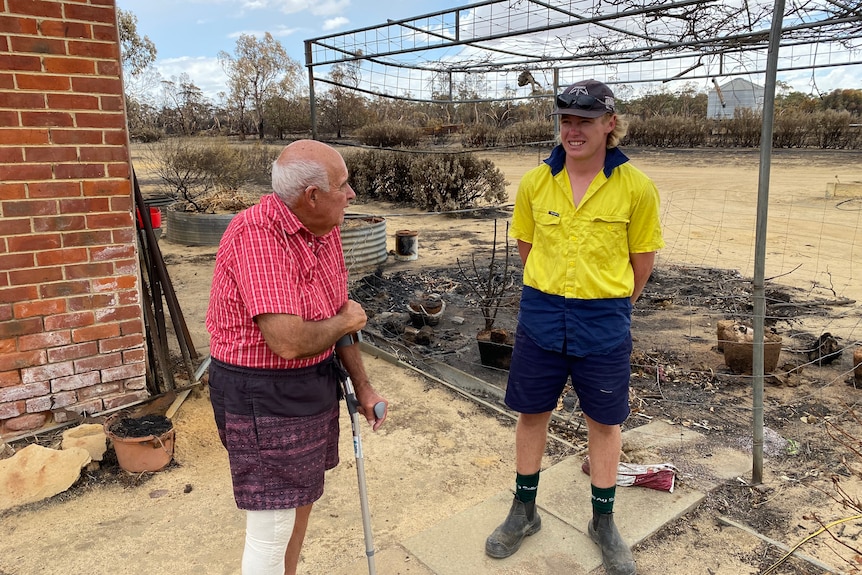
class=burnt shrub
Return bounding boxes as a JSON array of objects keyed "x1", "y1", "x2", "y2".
[
  {"x1": 344, "y1": 149, "x2": 507, "y2": 212},
  {"x1": 356, "y1": 121, "x2": 422, "y2": 148},
  {"x1": 500, "y1": 121, "x2": 555, "y2": 146},
  {"x1": 461, "y1": 123, "x2": 500, "y2": 148}
]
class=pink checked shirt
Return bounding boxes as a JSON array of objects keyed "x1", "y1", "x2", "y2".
[{"x1": 205, "y1": 194, "x2": 348, "y2": 369}]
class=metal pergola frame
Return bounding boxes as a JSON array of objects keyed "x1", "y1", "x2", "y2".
[{"x1": 304, "y1": 0, "x2": 862, "y2": 484}]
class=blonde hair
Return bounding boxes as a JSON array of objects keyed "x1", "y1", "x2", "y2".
[{"x1": 607, "y1": 114, "x2": 628, "y2": 149}]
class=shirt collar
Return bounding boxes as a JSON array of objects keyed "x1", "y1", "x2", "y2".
[
  {"x1": 264, "y1": 193, "x2": 337, "y2": 244},
  {"x1": 544, "y1": 144, "x2": 629, "y2": 178}
]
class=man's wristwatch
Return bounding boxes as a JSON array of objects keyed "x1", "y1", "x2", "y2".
[{"x1": 335, "y1": 332, "x2": 362, "y2": 348}]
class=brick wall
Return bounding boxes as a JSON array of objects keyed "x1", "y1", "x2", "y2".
[{"x1": 0, "y1": 0, "x2": 146, "y2": 438}]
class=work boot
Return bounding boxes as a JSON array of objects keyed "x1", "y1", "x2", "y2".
[
  {"x1": 484, "y1": 497, "x2": 542, "y2": 558},
  {"x1": 588, "y1": 513, "x2": 636, "y2": 575}
]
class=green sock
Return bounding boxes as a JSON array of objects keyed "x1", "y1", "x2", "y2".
[
  {"x1": 515, "y1": 471, "x2": 540, "y2": 503},
  {"x1": 591, "y1": 484, "x2": 616, "y2": 516}
]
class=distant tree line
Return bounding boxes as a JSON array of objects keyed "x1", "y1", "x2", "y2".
[{"x1": 118, "y1": 10, "x2": 862, "y2": 150}]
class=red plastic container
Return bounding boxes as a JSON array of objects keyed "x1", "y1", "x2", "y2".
[{"x1": 136, "y1": 206, "x2": 162, "y2": 230}]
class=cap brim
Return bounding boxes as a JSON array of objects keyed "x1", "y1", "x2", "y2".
[{"x1": 549, "y1": 108, "x2": 609, "y2": 119}]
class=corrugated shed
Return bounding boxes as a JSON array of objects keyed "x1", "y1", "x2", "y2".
[{"x1": 708, "y1": 78, "x2": 765, "y2": 119}]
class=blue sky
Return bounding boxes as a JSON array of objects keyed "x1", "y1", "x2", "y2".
[
  {"x1": 117, "y1": 0, "x2": 861, "y2": 104},
  {"x1": 117, "y1": 0, "x2": 458, "y2": 100}
]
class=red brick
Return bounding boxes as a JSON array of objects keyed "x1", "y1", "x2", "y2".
[
  {"x1": 70, "y1": 76, "x2": 122, "y2": 96},
  {"x1": 0, "y1": 38, "x2": 7, "y2": 53},
  {"x1": 33, "y1": 215, "x2": 87, "y2": 233},
  {"x1": 0, "y1": 110, "x2": 19, "y2": 126},
  {"x1": 118, "y1": 319, "x2": 143, "y2": 337},
  {"x1": 21, "y1": 111, "x2": 75, "y2": 127},
  {"x1": 46, "y1": 341, "x2": 97, "y2": 362},
  {"x1": 24, "y1": 146, "x2": 78, "y2": 163},
  {"x1": 76, "y1": 111, "x2": 125, "y2": 129},
  {"x1": 46, "y1": 390, "x2": 76, "y2": 408},
  {"x1": 25, "y1": 396, "x2": 53, "y2": 412},
  {"x1": 0, "y1": 400, "x2": 26, "y2": 420},
  {"x1": 3, "y1": 199, "x2": 57, "y2": 217},
  {"x1": 0, "y1": 15, "x2": 39, "y2": 34},
  {"x1": 72, "y1": 322, "x2": 120, "y2": 344},
  {"x1": 14, "y1": 298, "x2": 65, "y2": 319},
  {"x1": 79, "y1": 145, "x2": 128, "y2": 162},
  {"x1": 0, "y1": 306, "x2": 12, "y2": 321},
  {"x1": 0, "y1": 350, "x2": 44, "y2": 372},
  {"x1": 50, "y1": 128, "x2": 101, "y2": 145},
  {"x1": 76, "y1": 380, "x2": 120, "y2": 399},
  {"x1": 93, "y1": 274, "x2": 136, "y2": 292},
  {"x1": 4, "y1": 412, "x2": 49, "y2": 432},
  {"x1": 18, "y1": 330, "x2": 72, "y2": 352},
  {"x1": 0, "y1": 219, "x2": 30, "y2": 235},
  {"x1": 0, "y1": 72, "x2": 14, "y2": 89},
  {"x1": 109, "y1": 196, "x2": 132, "y2": 212},
  {"x1": 40, "y1": 280, "x2": 89, "y2": 298},
  {"x1": 21, "y1": 361, "x2": 73, "y2": 384},
  {"x1": 65, "y1": 262, "x2": 113, "y2": 280},
  {"x1": 103, "y1": 390, "x2": 148, "y2": 410},
  {"x1": 52, "y1": 370, "x2": 101, "y2": 392},
  {"x1": 47, "y1": 93, "x2": 99, "y2": 110},
  {"x1": 0, "y1": 91, "x2": 46, "y2": 109},
  {"x1": 89, "y1": 243, "x2": 134, "y2": 262},
  {"x1": 0, "y1": 128, "x2": 50, "y2": 145},
  {"x1": 97, "y1": 62, "x2": 120, "y2": 78},
  {"x1": 8, "y1": 266, "x2": 63, "y2": 286},
  {"x1": 54, "y1": 163, "x2": 105, "y2": 179},
  {"x1": 92, "y1": 23, "x2": 116, "y2": 42},
  {"x1": 38, "y1": 19, "x2": 91, "y2": 39},
  {"x1": 45, "y1": 56, "x2": 96, "y2": 75},
  {"x1": 100, "y1": 334, "x2": 144, "y2": 354},
  {"x1": 0, "y1": 183, "x2": 28, "y2": 200},
  {"x1": 7, "y1": 233, "x2": 61, "y2": 253},
  {"x1": 102, "y1": 130, "x2": 128, "y2": 146},
  {"x1": 69, "y1": 40, "x2": 118, "y2": 60},
  {"x1": 122, "y1": 348, "x2": 145, "y2": 364},
  {"x1": 111, "y1": 228, "x2": 135, "y2": 244},
  {"x1": 61, "y1": 229, "x2": 112, "y2": 247},
  {"x1": 67, "y1": 293, "x2": 112, "y2": 311},
  {"x1": 0, "y1": 285, "x2": 38, "y2": 305},
  {"x1": 0, "y1": 53, "x2": 42, "y2": 71},
  {"x1": 86, "y1": 212, "x2": 131, "y2": 229},
  {"x1": 0, "y1": 163, "x2": 53, "y2": 181},
  {"x1": 63, "y1": 3, "x2": 115, "y2": 23},
  {"x1": 74, "y1": 352, "x2": 120, "y2": 373},
  {"x1": 36, "y1": 247, "x2": 88, "y2": 266},
  {"x1": 94, "y1": 304, "x2": 139, "y2": 324},
  {"x1": 0, "y1": 338, "x2": 15, "y2": 354},
  {"x1": 7, "y1": 0, "x2": 63, "y2": 18},
  {"x1": 0, "y1": 253, "x2": 35, "y2": 271},
  {"x1": 101, "y1": 361, "x2": 145, "y2": 383},
  {"x1": 9, "y1": 36, "x2": 66, "y2": 55},
  {"x1": 0, "y1": 371, "x2": 22, "y2": 388},
  {"x1": 58, "y1": 197, "x2": 109, "y2": 213},
  {"x1": 16, "y1": 74, "x2": 71, "y2": 91},
  {"x1": 43, "y1": 310, "x2": 93, "y2": 331},
  {"x1": 117, "y1": 290, "x2": 141, "y2": 306},
  {"x1": 28, "y1": 180, "x2": 81, "y2": 199},
  {"x1": 0, "y1": 148, "x2": 24, "y2": 163}
]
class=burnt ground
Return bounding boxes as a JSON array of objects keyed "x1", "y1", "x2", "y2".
[{"x1": 348, "y1": 257, "x2": 862, "y2": 573}]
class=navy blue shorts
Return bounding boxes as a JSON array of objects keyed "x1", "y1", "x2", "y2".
[{"x1": 505, "y1": 327, "x2": 633, "y2": 425}]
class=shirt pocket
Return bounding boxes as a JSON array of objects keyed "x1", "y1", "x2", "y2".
[{"x1": 587, "y1": 215, "x2": 630, "y2": 263}]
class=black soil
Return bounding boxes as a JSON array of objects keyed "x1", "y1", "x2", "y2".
[{"x1": 109, "y1": 414, "x2": 173, "y2": 438}]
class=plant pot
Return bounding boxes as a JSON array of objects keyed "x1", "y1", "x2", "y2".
[
  {"x1": 104, "y1": 414, "x2": 175, "y2": 473},
  {"x1": 165, "y1": 205, "x2": 236, "y2": 246},
  {"x1": 407, "y1": 294, "x2": 445, "y2": 327},
  {"x1": 723, "y1": 333, "x2": 783, "y2": 374},
  {"x1": 477, "y1": 329, "x2": 515, "y2": 370}
]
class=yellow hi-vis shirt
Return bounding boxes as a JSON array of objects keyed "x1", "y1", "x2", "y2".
[{"x1": 511, "y1": 146, "x2": 665, "y2": 301}]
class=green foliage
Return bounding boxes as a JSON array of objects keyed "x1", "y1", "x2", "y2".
[
  {"x1": 344, "y1": 150, "x2": 508, "y2": 212},
  {"x1": 150, "y1": 138, "x2": 279, "y2": 211},
  {"x1": 355, "y1": 122, "x2": 422, "y2": 148}
]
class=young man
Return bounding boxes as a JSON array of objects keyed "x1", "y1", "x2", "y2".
[
  {"x1": 206, "y1": 140, "x2": 387, "y2": 575},
  {"x1": 485, "y1": 80, "x2": 664, "y2": 575}
]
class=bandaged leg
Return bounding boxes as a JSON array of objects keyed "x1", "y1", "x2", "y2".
[{"x1": 242, "y1": 508, "x2": 297, "y2": 575}]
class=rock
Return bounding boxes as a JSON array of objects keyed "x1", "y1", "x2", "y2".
[
  {"x1": 854, "y1": 347, "x2": 862, "y2": 381},
  {"x1": 62, "y1": 423, "x2": 107, "y2": 462},
  {"x1": 0, "y1": 444, "x2": 91, "y2": 512}
]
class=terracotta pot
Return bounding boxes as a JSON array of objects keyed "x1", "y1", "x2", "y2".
[
  {"x1": 104, "y1": 414, "x2": 175, "y2": 473},
  {"x1": 723, "y1": 333, "x2": 783, "y2": 375}
]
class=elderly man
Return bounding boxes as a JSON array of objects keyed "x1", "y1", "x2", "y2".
[
  {"x1": 484, "y1": 80, "x2": 664, "y2": 575},
  {"x1": 205, "y1": 140, "x2": 387, "y2": 575}
]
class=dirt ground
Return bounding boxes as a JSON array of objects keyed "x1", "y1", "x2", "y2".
[{"x1": 3, "y1": 146, "x2": 862, "y2": 575}]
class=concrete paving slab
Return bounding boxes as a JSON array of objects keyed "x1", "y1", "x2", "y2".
[
  {"x1": 403, "y1": 490, "x2": 593, "y2": 575},
  {"x1": 622, "y1": 419, "x2": 706, "y2": 452},
  {"x1": 333, "y1": 544, "x2": 436, "y2": 575}
]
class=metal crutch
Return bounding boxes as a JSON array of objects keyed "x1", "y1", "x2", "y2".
[{"x1": 337, "y1": 333, "x2": 386, "y2": 575}]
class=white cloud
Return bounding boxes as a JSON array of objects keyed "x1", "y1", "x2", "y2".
[
  {"x1": 322, "y1": 17, "x2": 349, "y2": 32},
  {"x1": 155, "y1": 56, "x2": 229, "y2": 101},
  {"x1": 310, "y1": 0, "x2": 349, "y2": 17},
  {"x1": 226, "y1": 25, "x2": 301, "y2": 39}
]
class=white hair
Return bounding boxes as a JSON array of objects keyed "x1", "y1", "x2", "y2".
[{"x1": 271, "y1": 158, "x2": 330, "y2": 206}]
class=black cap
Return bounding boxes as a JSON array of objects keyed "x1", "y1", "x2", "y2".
[{"x1": 550, "y1": 79, "x2": 616, "y2": 118}]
